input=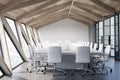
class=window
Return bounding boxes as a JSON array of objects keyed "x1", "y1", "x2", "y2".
[
  {"x1": 6, "y1": 18, "x2": 19, "y2": 41},
  {"x1": 5, "y1": 31, "x2": 23, "y2": 68}
]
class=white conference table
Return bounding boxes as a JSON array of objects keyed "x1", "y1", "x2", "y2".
[{"x1": 34, "y1": 48, "x2": 105, "y2": 69}]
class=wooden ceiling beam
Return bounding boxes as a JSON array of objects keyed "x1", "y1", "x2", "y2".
[
  {"x1": 74, "y1": 1, "x2": 110, "y2": 13},
  {"x1": 16, "y1": 0, "x2": 61, "y2": 21},
  {"x1": 35, "y1": 16, "x2": 66, "y2": 29},
  {"x1": 33, "y1": 12, "x2": 68, "y2": 27},
  {"x1": 24, "y1": 1, "x2": 71, "y2": 20},
  {"x1": 71, "y1": 9, "x2": 98, "y2": 21},
  {"x1": 90, "y1": 0, "x2": 115, "y2": 13},
  {"x1": 8, "y1": 0, "x2": 49, "y2": 12},
  {"x1": 27, "y1": 8, "x2": 69, "y2": 26},
  {"x1": 74, "y1": 2, "x2": 103, "y2": 19},
  {"x1": 0, "y1": 0, "x2": 25, "y2": 13},
  {"x1": 69, "y1": 15, "x2": 90, "y2": 25},
  {"x1": 111, "y1": 0, "x2": 120, "y2": 2},
  {"x1": 70, "y1": 13, "x2": 92, "y2": 24},
  {"x1": 33, "y1": 13, "x2": 67, "y2": 28},
  {"x1": 72, "y1": 10, "x2": 95, "y2": 22}
]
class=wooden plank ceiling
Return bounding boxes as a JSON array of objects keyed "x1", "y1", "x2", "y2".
[{"x1": 0, "y1": 0, "x2": 119, "y2": 28}]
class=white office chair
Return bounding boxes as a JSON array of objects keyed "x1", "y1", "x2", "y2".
[
  {"x1": 93, "y1": 43, "x2": 97, "y2": 50},
  {"x1": 76, "y1": 46, "x2": 93, "y2": 75},
  {"x1": 86, "y1": 42, "x2": 89, "y2": 47},
  {"x1": 92, "y1": 44, "x2": 103, "y2": 58},
  {"x1": 92, "y1": 45, "x2": 112, "y2": 74},
  {"x1": 48, "y1": 46, "x2": 66, "y2": 75},
  {"x1": 90, "y1": 42, "x2": 93, "y2": 49},
  {"x1": 100, "y1": 45, "x2": 112, "y2": 72},
  {"x1": 27, "y1": 45, "x2": 46, "y2": 74},
  {"x1": 98, "y1": 44, "x2": 103, "y2": 52}
]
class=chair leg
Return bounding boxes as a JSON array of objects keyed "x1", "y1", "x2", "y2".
[
  {"x1": 105, "y1": 66, "x2": 112, "y2": 73},
  {"x1": 53, "y1": 64, "x2": 66, "y2": 76}
]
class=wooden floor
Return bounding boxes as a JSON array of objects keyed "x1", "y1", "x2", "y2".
[{"x1": 1, "y1": 58, "x2": 120, "y2": 80}]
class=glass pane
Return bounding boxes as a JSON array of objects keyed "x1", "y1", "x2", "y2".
[
  {"x1": 99, "y1": 21, "x2": 103, "y2": 28},
  {"x1": 111, "y1": 17, "x2": 114, "y2": 25},
  {"x1": 104, "y1": 27, "x2": 110, "y2": 35},
  {"x1": 115, "y1": 25, "x2": 118, "y2": 35},
  {"x1": 111, "y1": 26, "x2": 114, "y2": 35},
  {"x1": 104, "y1": 19, "x2": 110, "y2": 25},
  {"x1": 6, "y1": 18, "x2": 19, "y2": 41},
  {"x1": 111, "y1": 36, "x2": 114, "y2": 46},
  {"x1": 115, "y1": 15, "x2": 118, "y2": 23},
  {"x1": 104, "y1": 36, "x2": 109, "y2": 45},
  {"x1": 115, "y1": 47, "x2": 118, "y2": 51},
  {"x1": 99, "y1": 29, "x2": 103, "y2": 37},
  {"x1": 96, "y1": 23, "x2": 99, "y2": 29},
  {"x1": 5, "y1": 32, "x2": 23, "y2": 68},
  {"x1": 115, "y1": 36, "x2": 118, "y2": 45}
]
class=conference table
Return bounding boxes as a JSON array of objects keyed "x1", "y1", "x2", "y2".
[{"x1": 34, "y1": 48, "x2": 105, "y2": 70}]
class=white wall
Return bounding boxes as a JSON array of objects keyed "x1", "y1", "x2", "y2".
[
  {"x1": 38, "y1": 18, "x2": 89, "y2": 42},
  {"x1": 89, "y1": 25, "x2": 95, "y2": 42}
]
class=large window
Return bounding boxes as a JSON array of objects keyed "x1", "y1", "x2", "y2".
[
  {"x1": 6, "y1": 18, "x2": 19, "y2": 41},
  {"x1": 95, "y1": 17, "x2": 115, "y2": 57},
  {"x1": 5, "y1": 31, "x2": 23, "y2": 68}
]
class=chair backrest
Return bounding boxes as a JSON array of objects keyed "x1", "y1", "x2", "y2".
[
  {"x1": 76, "y1": 47, "x2": 90, "y2": 63},
  {"x1": 93, "y1": 43, "x2": 97, "y2": 50},
  {"x1": 98, "y1": 44, "x2": 103, "y2": 52},
  {"x1": 105, "y1": 45, "x2": 111, "y2": 54},
  {"x1": 90, "y1": 42, "x2": 93, "y2": 49},
  {"x1": 103, "y1": 45, "x2": 111, "y2": 61},
  {"x1": 48, "y1": 46, "x2": 62, "y2": 64},
  {"x1": 86, "y1": 42, "x2": 89, "y2": 47}
]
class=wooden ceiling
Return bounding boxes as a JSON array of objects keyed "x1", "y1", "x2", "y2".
[{"x1": 0, "y1": 0, "x2": 120, "y2": 28}]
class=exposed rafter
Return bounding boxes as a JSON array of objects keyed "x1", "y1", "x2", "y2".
[
  {"x1": 16, "y1": 0, "x2": 61, "y2": 21},
  {"x1": 33, "y1": 12, "x2": 68, "y2": 27},
  {"x1": 74, "y1": 1, "x2": 110, "y2": 13},
  {"x1": 71, "y1": 9, "x2": 98, "y2": 21},
  {"x1": 27, "y1": 8, "x2": 69, "y2": 26},
  {"x1": 23, "y1": 1, "x2": 71, "y2": 22},
  {"x1": 24, "y1": 1, "x2": 71, "y2": 23},
  {"x1": 90, "y1": 0, "x2": 115, "y2": 13},
  {"x1": 34, "y1": 13, "x2": 67, "y2": 28},
  {"x1": 0, "y1": 0, "x2": 25, "y2": 13},
  {"x1": 111, "y1": 0, "x2": 120, "y2": 2},
  {"x1": 74, "y1": 2, "x2": 103, "y2": 20},
  {"x1": 68, "y1": 0, "x2": 75, "y2": 17},
  {"x1": 36, "y1": 17, "x2": 66, "y2": 29},
  {"x1": 69, "y1": 15, "x2": 90, "y2": 25},
  {"x1": 73, "y1": 11, "x2": 94, "y2": 22},
  {"x1": 8, "y1": 0, "x2": 49, "y2": 12},
  {"x1": 70, "y1": 13, "x2": 92, "y2": 25}
]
